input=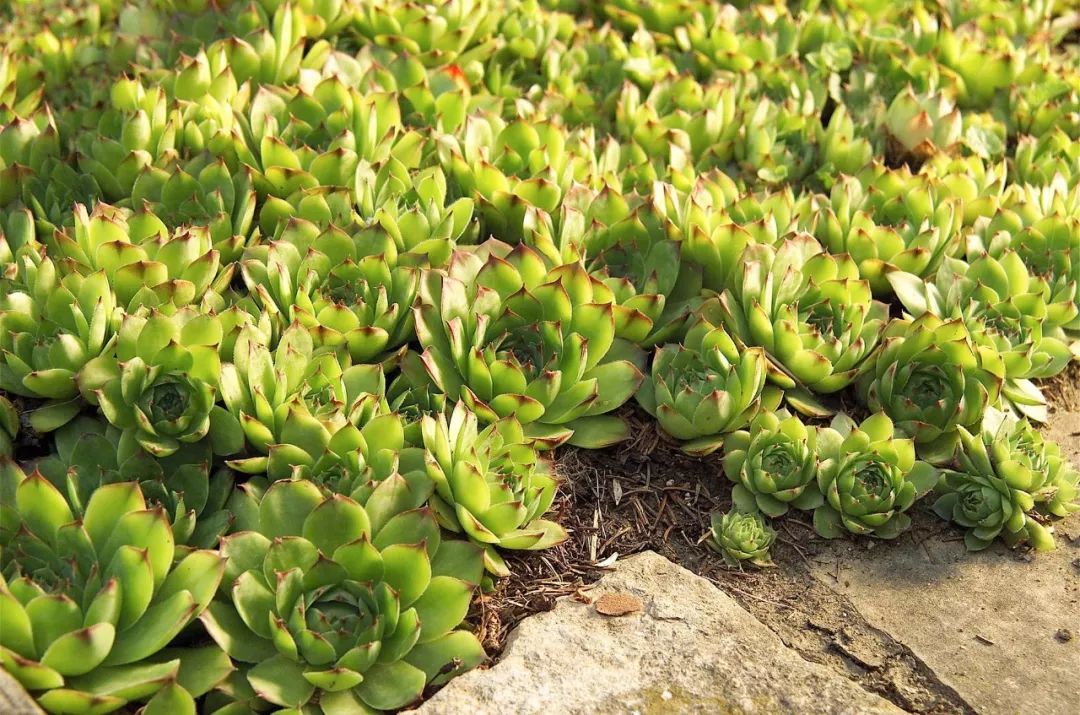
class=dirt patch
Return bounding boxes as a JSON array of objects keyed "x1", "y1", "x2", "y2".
[
  {"x1": 469, "y1": 410, "x2": 974, "y2": 714},
  {"x1": 1041, "y1": 362, "x2": 1080, "y2": 413}
]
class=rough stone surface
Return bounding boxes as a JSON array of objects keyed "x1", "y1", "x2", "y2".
[
  {"x1": 416, "y1": 551, "x2": 902, "y2": 715},
  {"x1": 810, "y1": 412, "x2": 1080, "y2": 715},
  {"x1": 0, "y1": 669, "x2": 41, "y2": 715}
]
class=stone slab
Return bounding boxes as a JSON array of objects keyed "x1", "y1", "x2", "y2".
[
  {"x1": 416, "y1": 551, "x2": 902, "y2": 715},
  {"x1": 809, "y1": 412, "x2": 1080, "y2": 715},
  {"x1": 0, "y1": 668, "x2": 41, "y2": 714}
]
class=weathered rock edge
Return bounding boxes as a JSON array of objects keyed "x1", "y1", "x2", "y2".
[
  {"x1": 0, "y1": 668, "x2": 41, "y2": 714},
  {"x1": 416, "y1": 550, "x2": 903, "y2": 714}
]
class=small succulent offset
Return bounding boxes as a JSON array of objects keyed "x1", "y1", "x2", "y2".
[
  {"x1": 933, "y1": 409, "x2": 1079, "y2": 552},
  {"x1": 637, "y1": 311, "x2": 781, "y2": 456},
  {"x1": 201, "y1": 479, "x2": 486, "y2": 713},
  {"x1": 0, "y1": 466, "x2": 228, "y2": 714},
  {"x1": 814, "y1": 413, "x2": 940, "y2": 540},
  {"x1": 724, "y1": 410, "x2": 823, "y2": 517},
  {"x1": 708, "y1": 509, "x2": 777, "y2": 567}
]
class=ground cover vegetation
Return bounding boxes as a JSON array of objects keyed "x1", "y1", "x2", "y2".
[{"x1": 0, "y1": 0, "x2": 1078, "y2": 712}]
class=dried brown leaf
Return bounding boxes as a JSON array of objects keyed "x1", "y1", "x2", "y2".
[{"x1": 593, "y1": 592, "x2": 643, "y2": 617}]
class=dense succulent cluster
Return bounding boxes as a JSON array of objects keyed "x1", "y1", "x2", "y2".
[{"x1": 1, "y1": 0, "x2": 1079, "y2": 711}]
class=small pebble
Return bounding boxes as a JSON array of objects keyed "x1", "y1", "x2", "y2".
[
  {"x1": 1055, "y1": 628, "x2": 1073, "y2": 643},
  {"x1": 661, "y1": 690, "x2": 673, "y2": 701}
]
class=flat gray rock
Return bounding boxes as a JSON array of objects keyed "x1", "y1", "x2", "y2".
[
  {"x1": 416, "y1": 551, "x2": 901, "y2": 715},
  {"x1": 810, "y1": 412, "x2": 1080, "y2": 715}
]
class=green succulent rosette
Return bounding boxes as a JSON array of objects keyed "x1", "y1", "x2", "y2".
[
  {"x1": 49, "y1": 203, "x2": 230, "y2": 314},
  {"x1": 217, "y1": 322, "x2": 392, "y2": 476},
  {"x1": 77, "y1": 310, "x2": 239, "y2": 458},
  {"x1": 884, "y1": 86, "x2": 962, "y2": 160},
  {"x1": 724, "y1": 411, "x2": 823, "y2": 517},
  {"x1": 0, "y1": 109, "x2": 60, "y2": 208},
  {"x1": 351, "y1": 163, "x2": 479, "y2": 269},
  {"x1": 637, "y1": 311, "x2": 781, "y2": 456},
  {"x1": 708, "y1": 509, "x2": 776, "y2": 567},
  {"x1": 129, "y1": 162, "x2": 259, "y2": 265},
  {"x1": 421, "y1": 402, "x2": 566, "y2": 575},
  {"x1": 201, "y1": 479, "x2": 486, "y2": 713},
  {"x1": 857, "y1": 313, "x2": 1005, "y2": 464},
  {"x1": 0, "y1": 253, "x2": 118, "y2": 432},
  {"x1": 716, "y1": 234, "x2": 889, "y2": 411},
  {"x1": 354, "y1": 0, "x2": 498, "y2": 68},
  {"x1": 932, "y1": 451, "x2": 1045, "y2": 552},
  {"x1": 525, "y1": 185, "x2": 708, "y2": 346},
  {"x1": 889, "y1": 252, "x2": 1075, "y2": 422},
  {"x1": 966, "y1": 203, "x2": 1080, "y2": 358},
  {"x1": 985, "y1": 410, "x2": 1079, "y2": 521},
  {"x1": 0, "y1": 466, "x2": 229, "y2": 715},
  {"x1": 933, "y1": 408, "x2": 1078, "y2": 552},
  {"x1": 1013, "y1": 128, "x2": 1079, "y2": 186},
  {"x1": 415, "y1": 242, "x2": 645, "y2": 450},
  {"x1": 240, "y1": 222, "x2": 420, "y2": 365},
  {"x1": 297, "y1": 411, "x2": 427, "y2": 506},
  {"x1": 813, "y1": 413, "x2": 940, "y2": 540},
  {"x1": 812, "y1": 172, "x2": 963, "y2": 294}
]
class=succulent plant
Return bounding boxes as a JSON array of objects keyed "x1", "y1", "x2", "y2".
[
  {"x1": 708, "y1": 509, "x2": 776, "y2": 567},
  {"x1": 34, "y1": 416, "x2": 235, "y2": 550},
  {"x1": 0, "y1": 250, "x2": 127, "y2": 431},
  {"x1": 932, "y1": 408, "x2": 1075, "y2": 552},
  {"x1": 985, "y1": 410, "x2": 1079, "y2": 521},
  {"x1": 240, "y1": 223, "x2": 420, "y2": 364},
  {"x1": 968, "y1": 196, "x2": 1080, "y2": 357},
  {"x1": 216, "y1": 322, "x2": 385, "y2": 476},
  {"x1": 48, "y1": 203, "x2": 232, "y2": 313},
  {"x1": 421, "y1": 402, "x2": 566, "y2": 575},
  {"x1": 857, "y1": 313, "x2": 1005, "y2": 464},
  {"x1": 636, "y1": 311, "x2": 780, "y2": 456},
  {"x1": 0, "y1": 465, "x2": 228, "y2": 714},
  {"x1": 813, "y1": 413, "x2": 940, "y2": 540},
  {"x1": 889, "y1": 253, "x2": 1075, "y2": 421},
  {"x1": 76, "y1": 310, "x2": 239, "y2": 457},
  {"x1": 353, "y1": 0, "x2": 498, "y2": 67},
  {"x1": 2, "y1": 1, "x2": 1080, "y2": 710},
  {"x1": 0, "y1": 395, "x2": 16, "y2": 456},
  {"x1": 884, "y1": 86, "x2": 962, "y2": 161},
  {"x1": 201, "y1": 479, "x2": 486, "y2": 712},
  {"x1": 716, "y1": 234, "x2": 889, "y2": 409},
  {"x1": 415, "y1": 242, "x2": 645, "y2": 449},
  {"x1": 724, "y1": 411, "x2": 823, "y2": 517},
  {"x1": 811, "y1": 172, "x2": 963, "y2": 294}
]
